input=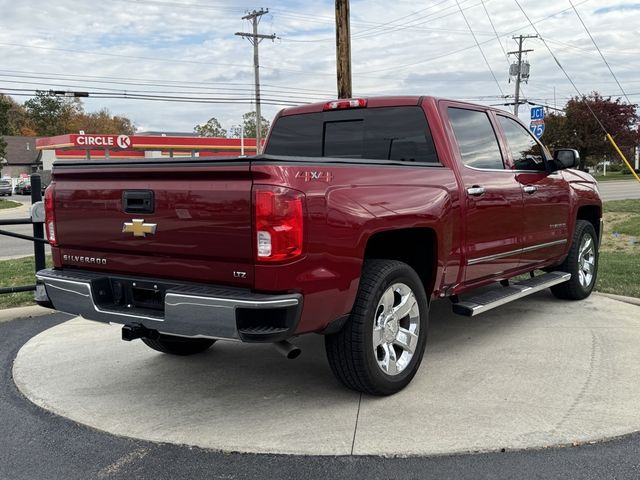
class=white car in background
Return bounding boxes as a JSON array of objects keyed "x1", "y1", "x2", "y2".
[{"x1": 0, "y1": 179, "x2": 12, "y2": 196}]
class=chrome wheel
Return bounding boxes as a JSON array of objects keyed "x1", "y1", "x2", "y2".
[
  {"x1": 578, "y1": 234, "x2": 595, "y2": 288},
  {"x1": 372, "y1": 282, "x2": 420, "y2": 376}
]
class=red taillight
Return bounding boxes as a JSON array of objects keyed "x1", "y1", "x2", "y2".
[
  {"x1": 254, "y1": 186, "x2": 304, "y2": 262},
  {"x1": 323, "y1": 98, "x2": 367, "y2": 111},
  {"x1": 44, "y1": 184, "x2": 57, "y2": 247}
]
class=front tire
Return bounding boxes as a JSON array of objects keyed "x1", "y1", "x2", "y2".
[
  {"x1": 325, "y1": 259, "x2": 429, "y2": 396},
  {"x1": 550, "y1": 220, "x2": 599, "y2": 300},
  {"x1": 142, "y1": 334, "x2": 215, "y2": 356}
]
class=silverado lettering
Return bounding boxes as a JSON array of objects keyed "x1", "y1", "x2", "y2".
[
  {"x1": 37, "y1": 96, "x2": 602, "y2": 395},
  {"x1": 62, "y1": 255, "x2": 108, "y2": 265}
]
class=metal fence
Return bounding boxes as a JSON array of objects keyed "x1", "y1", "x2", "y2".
[{"x1": 0, "y1": 174, "x2": 48, "y2": 295}]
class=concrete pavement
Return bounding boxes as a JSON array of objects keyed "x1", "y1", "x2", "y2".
[
  {"x1": 13, "y1": 291, "x2": 640, "y2": 457},
  {"x1": 6, "y1": 314, "x2": 640, "y2": 480}
]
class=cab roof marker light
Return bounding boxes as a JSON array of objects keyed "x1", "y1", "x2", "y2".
[{"x1": 323, "y1": 98, "x2": 367, "y2": 111}]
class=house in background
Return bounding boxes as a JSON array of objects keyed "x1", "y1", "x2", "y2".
[{"x1": 0, "y1": 136, "x2": 42, "y2": 178}]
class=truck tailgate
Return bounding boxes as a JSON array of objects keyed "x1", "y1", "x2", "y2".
[{"x1": 51, "y1": 159, "x2": 254, "y2": 287}]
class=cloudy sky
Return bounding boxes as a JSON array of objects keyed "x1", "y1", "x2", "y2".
[{"x1": 0, "y1": 0, "x2": 638, "y2": 133}]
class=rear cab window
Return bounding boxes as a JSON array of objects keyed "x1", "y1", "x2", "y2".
[{"x1": 265, "y1": 106, "x2": 440, "y2": 164}]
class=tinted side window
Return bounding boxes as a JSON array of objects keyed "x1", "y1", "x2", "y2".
[
  {"x1": 448, "y1": 108, "x2": 504, "y2": 169},
  {"x1": 498, "y1": 116, "x2": 546, "y2": 171},
  {"x1": 265, "y1": 106, "x2": 439, "y2": 164},
  {"x1": 359, "y1": 107, "x2": 438, "y2": 163}
]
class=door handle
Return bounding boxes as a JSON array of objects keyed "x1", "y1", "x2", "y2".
[
  {"x1": 467, "y1": 186, "x2": 486, "y2": 196},
  {"x1": 523, "y1": 185, "x2": 538, "y2": 194}
]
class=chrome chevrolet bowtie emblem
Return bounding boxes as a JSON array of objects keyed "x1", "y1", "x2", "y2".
[{"x1": 122, "y1": 219, "x2": 157, "y2": 237}]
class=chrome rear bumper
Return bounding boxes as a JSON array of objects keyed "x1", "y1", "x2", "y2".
[{"x1": 36, "y1": 268, "x2": 302, "y2": 342}]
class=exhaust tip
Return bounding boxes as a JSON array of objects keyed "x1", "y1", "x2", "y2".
[
  {"x1": 274, "y1": 340, "x2": 301, "y2": 360},
  {"x1": 287, "y1": 347, "x2": 302, "y2": 360}
]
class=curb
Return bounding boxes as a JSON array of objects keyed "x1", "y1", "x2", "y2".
[
  {"x1": 0, "y1": 305, "x2": 52, "y2": 323},
  {"x1": 595, "y1": 292, "x2": 640, "y2": 307}
]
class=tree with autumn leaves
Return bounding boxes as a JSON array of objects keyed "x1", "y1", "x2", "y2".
[
  {"x1": 0, "y1": 92, "x2": 135, "y2": 160},
  {"x1": 541, "y1": 92, "x2": 639, "y2": 170}
]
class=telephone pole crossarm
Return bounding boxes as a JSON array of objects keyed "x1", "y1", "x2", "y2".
[{"x1": 234, "y1": 33, "x2": 277, "y2": 42}]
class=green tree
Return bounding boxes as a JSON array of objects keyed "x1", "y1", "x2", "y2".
[
  {"x1": 23, "y1": 91, "x2": 82, "y2": 136},
  {"x1": 542, "y1": 92, "x2": 639, "y2": 169},
  {"x1": 240, "y1": 111, "x2": 270, "y2": 139},
  {"x1": 194, "y1": 117, "x2": 227, "y2": 137},
  {"x1": 0, "y1": 94, "x2": 29, "y2": 136}
]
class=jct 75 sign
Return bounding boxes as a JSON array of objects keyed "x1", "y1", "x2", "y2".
[{"x1": 529, "y1": 106, "x2": 545, "y2": 139}]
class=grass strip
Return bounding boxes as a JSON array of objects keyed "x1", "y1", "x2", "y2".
[
  {"x1": 0, "y1": 256, "x2": 51, "y2": 309},
  {"x1": 0, "y1": 199, "x2": 21, "y2": 210}
]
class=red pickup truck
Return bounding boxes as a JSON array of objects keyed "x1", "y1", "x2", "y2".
[{"x1": 37, "y1": 96, "x2": 602, "y2": 395}]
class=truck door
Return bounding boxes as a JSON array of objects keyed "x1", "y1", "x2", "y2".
[
  {"x1": 444, "y1": 105, "x2": 524, "y2": 284},
  {"x1": 495, "y1": 115, "x2": 571, "y2": 267}
]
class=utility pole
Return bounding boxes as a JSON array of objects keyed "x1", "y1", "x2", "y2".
[
  {"x1": 335, "y1": 0, "x2": 352, "y2": 98},
  {"x1": 236, "y1": 9, "x2": 276, "y2": 153},
  {"x1": 507, "y1": 34, "x2": 537, "y2": 116}
]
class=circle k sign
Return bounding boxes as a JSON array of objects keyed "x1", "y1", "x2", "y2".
[{"x1": 116, "y1": 135, "x2": 132, "y2": 149}]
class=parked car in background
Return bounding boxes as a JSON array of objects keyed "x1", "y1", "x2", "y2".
[
  {"x1": 0, "y1": 179, "x2": 12, "y2": 196},
  {"x1": 14, "y1": 180, "x2": 31, "y2": 195}
]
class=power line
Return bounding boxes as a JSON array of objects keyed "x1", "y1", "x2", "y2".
[
  {"x1": 479, "y1": 0, "x2": 531, "y2": 106},
  {"x1": 0, "y1": 74, "x2": 333, "y2": 100},
  {"x1": 0, "y1": 87, "x2": 307, "y2": 106},
  {"x1": 357, "y1": 0, "x2": 590, "y2": 75},
  {"x1": 512, "y1": 0, "x2": 607, "y2": 133},
  {"x1": 342, "y1": 0, "x2": 450, "y2": 38},
  {"x1": 276, "y1": 0, "x2": 494, "y2": 43},
  {"x1": 350, "y1": 0, "x2": 490, "y2": 41},
  {"x1": 480, "y1": 0, "x2": 508, "y2": 61},
  {"x1": 454, "y1": 0, "x2": 505, "y2": 97},
  {"x1": 0, "y1": 80, "x2": 321, "y2": 104},
  {"x1": 0, "y1": 68, "x2": 338, "y2": 96},
  {"x1": 567, "y1": 0, "x2": 632, "y2": 106}
]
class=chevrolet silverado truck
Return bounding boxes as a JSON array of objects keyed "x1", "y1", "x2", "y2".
[{"x1": 36, "y1": 96, "x2": 602, "y2": 395}]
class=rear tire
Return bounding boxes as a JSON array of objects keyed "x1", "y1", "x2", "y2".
[
  {"x1": 142, "y1": 334, "x2": 215, "y2": 356},
  {"x1": 550, "y1": 220, "x2": 598, "y2": 300},
  {"x1": 325, "y1": 259, "x2": 429, "y2": 396}
]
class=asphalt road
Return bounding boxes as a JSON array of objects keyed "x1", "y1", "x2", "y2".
[
  {"x1": 598, "y1": 180, "x2": 640, "y2": 201},
  {"x1": 3, "y1": 312, "x2": 640, "y2": 480}
]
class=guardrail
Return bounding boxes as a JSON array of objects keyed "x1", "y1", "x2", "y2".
[{"x1": 0, "y1": 174, "x2": 48, "y2": 295}]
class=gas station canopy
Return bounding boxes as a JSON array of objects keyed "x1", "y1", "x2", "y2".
[{"x1": 36, "y1": 134, "x2": 257, "y2": 160}]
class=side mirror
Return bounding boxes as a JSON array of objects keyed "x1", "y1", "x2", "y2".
[{"x1": 552, "y1": 149, "x2": 580, "y2": 170}]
